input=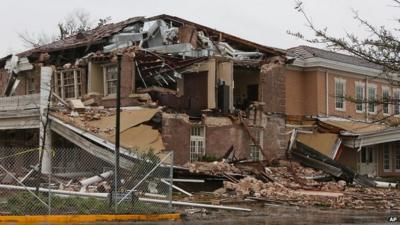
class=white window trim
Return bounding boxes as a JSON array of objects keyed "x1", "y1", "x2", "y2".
[
  {"x1": 383, "y1": 144, "x2": 392, "y2": 173},
  {"x1": 189, "y1": 126, "x2": 206, "y2": 162},
  {"x1": 56, "y1": 69, "x2": 82, "y2": 99},
  {"x1": 334, "y1": 78, "x2": 346, "y2": 112},
  {"x1": 382, "y1": 86, "x2": 391, "y2": 116},
  {"x1": 355, "y1": 81, "x2": 365, "y2": 114},
  {"x1": 103, "y1": 65, "x2": 118, "y2": 97},
  {"x1": 367, "y1": 83, "x2": 377, "y2": 115}
]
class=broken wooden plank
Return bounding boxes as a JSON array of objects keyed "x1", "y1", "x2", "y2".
[
  {"x1": 52, "y1": 92, "x2": 70, "y2": 108},
  {"x1": 294, "y1": 190, "x2": 343, "y2": 198}
]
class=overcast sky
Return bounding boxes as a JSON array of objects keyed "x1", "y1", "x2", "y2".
[{"x1": 0, "y1": 0, "x2": 398, "y2": 56}]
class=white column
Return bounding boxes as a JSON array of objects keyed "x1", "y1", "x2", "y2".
[{"x1": 40, "y1": 67, "x2": 53, "y2": 174}]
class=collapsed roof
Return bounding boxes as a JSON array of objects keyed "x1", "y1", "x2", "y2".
[{"x1": 17, "y1": 14, "x2": 285, "y2": 63}]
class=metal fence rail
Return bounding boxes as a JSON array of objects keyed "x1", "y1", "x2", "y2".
[{"x1": 0, "y1": 147, "x2": 173, "y2": 215}]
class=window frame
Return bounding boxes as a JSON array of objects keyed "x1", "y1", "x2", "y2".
[
  {"x1": 382, "y1": 86, "x2": 391, "y2": 116},
  {"x1": 103, "y1": 65, "x2": 118, "y2": 96},
  {"x1": 26, "y1": 77, "x2": 35, "y2": 95},
  {"x1": 383, "y1": 143, "x2": 392, "y2": 172},
  {"x1": 55, "y1": 69, "x2": 83, "y2": 99},
  {"x1": 355, "y1": 81, "x2": 365, "y2": 113},
  {"x1": 394, "y1": 88, "x2": 400, "y2": 116},
  {"x1": 249, "y1": 128, "x2": 264, "y2": 161},
  {"x1": 189, "y1": 126, "x2": 206, "y2": 162},
  {"x1": 334, "y1": 78, "x2": 346, "y2": 111},
  {"x1": 367, "y1": 83, "x2": 377, "y2": 114},
  {"x1": 396, "y1": 146, "x2": 400, "y2": 172}
]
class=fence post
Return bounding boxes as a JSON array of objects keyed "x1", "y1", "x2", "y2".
[
  {"x1": 48, "y1": 158, "x2": 52, "y2": 215},
  {"x1": 168, "y1": 151, "x2": 174, "y2": 208}
]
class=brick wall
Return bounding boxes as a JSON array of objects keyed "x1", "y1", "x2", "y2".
[
  {"x1": 120, "y1": 54, "x2": 134, "y2": 97},
  {"x1": 162, "y1": 111, "x2": 287, "y2": 165},
  {"x1": 286, "y1": 67, "x2": 399, "y2": 121},
  {"x1": 161, "y1": 113, "x2": 191, "y2": 165},
  {"x1": 263, "y1": 114, "x2": 287, "y2": 159},
  {"x1": 205, "y1": 124, "x2": 250, "y2": 159},
  {"x1": 260, "y1": 62, "x2": 286, "y2": 113}
]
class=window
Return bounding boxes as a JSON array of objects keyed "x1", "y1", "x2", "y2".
[
  {"x1": 63, "y1": 71, "x2": 75, "y2": 99},
  {"x1": 189, "y1": 126, "x2": 205, "y2": 162},
  {"x1": 396, "y1": 145, "x2": 400, "y2": 172},
  {"x1": 361, "y1": 147, "x2": 373, "y2": 163},
  {"x1": 55, "y1": 69, "x2": 82, "y2": 99},
  {"x1": 104, "y1": 66, "x2": 118, "y2": 95},
  {"x1": 355, "y1": 82, "x2": 365, "y2": 113},
  {"x1": 335, "y1": 78, "x2": 346, "y2": 111},
  {"x1": 367, "y1": 84, "x2": 377, "y2": 114},
  {"x1": 383, "y1": 144, "x2": 391, "y2": 172},
  {"x1": 382, "y1": 87, "x2": 390, "y2": 115},
  {"x1": 26, "y1": 77, "x2": 35, "y2": 94},
  {"x1": 249, "y1": 128, "x2": 263, "y2": 161},
  {"x1": 395, "y1": 89, "x2": 400, "y2": 115}
]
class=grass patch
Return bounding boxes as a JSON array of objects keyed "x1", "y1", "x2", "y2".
[{"x1": 0, "y1": 192, "x2": 170, "y2": 215}]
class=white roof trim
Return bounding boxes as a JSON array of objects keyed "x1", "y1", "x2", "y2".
[
  {"x1": 342, "y1": 127, "x2": 400, "y2": 148},
  {"x1": 292, "y1": 57, "x2": 384, "y2": 77}
]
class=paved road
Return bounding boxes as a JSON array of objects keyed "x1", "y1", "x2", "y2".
[{"x1": 12, "y1": 205, "x2": 397, "y2": 225}]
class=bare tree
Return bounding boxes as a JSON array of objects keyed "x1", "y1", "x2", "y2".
[
  {"x1": 290, "y1": 0, "x2": 400, "y2": 76},
  {"x1": 57, "y1": 9, "x2": 93, "y2": 40},
  {"x1": 19, "y1": 9, "x2": 112, "y2": 48},
  {"x1": 289, "y1": 0, "x2": 400, "y2": 124},
  {"x1": 18, "y1": 31, "x2": 56, "y2": 48}
]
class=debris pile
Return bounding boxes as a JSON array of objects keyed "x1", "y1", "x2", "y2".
[
  {"x1": 185, "y1": 161, "x2": 242, "y2": 175},
  {"x1": 183, "y1": 160, "x2": 400, "y2": 210}
]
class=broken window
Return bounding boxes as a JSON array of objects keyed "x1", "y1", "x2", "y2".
[
  {"x1": 189, "y1": 126, "x2": 205, "y2": 162},
  {"x1": 334, "y1": 78, "x2": 346, "y2": 111},
  {"x1": 383, "y1": 144, "x2": 391, "y2": 172},
  {"x1": 249, "y1": 128, "x2": 263, "y2": 161},
  {"x1": 104, "y1": 65, "x2": 118, "y2": 96},
  {"x1": 55, "y1": 69, "x2": 82, "y2": 99},
  {"x1": 355, "y1": 82, "x2": 364, "y2": 113}
]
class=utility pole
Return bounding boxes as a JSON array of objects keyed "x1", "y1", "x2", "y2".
[{"x1": 114, "y1": 54, "x2": 122, "y2": 212}]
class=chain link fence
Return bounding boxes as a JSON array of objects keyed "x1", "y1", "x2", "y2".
[{"x1": 0, "y1": 147, "x2": 174, "y2": 215}]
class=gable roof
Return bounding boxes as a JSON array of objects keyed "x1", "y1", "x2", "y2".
[
  {"x1": 16, "y1": 14, "x2": 285, "y2": 59},
  {"x1": 17, "y1": 17, "x2": 144, "y2": 58},
  {"x1": 287, "y1": 45, "x2": 381, "y2": 70}
]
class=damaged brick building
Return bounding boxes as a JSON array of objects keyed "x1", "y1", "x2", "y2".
[{"x1": 0, "y1": 14, "x2": 289, "y2": 175}]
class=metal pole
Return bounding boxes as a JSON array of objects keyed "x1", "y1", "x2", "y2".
[
  {"x1": 114, "y1": 54, "x2": 122, "y2": 213},
  {"x1": 48, "y1": 154, "x2": 52, "y2": 215},
  {"x1": 168, "y1": 151, "x2": 174, "y2": 208}
]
